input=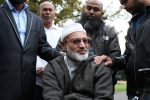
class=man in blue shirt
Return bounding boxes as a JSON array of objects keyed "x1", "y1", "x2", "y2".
[
  {"x1": 7, "y1": 0, "x2": 28, "y2": 45},
  {"x1": 0, "y1": 0, "x2": 60, "y2": 100}
]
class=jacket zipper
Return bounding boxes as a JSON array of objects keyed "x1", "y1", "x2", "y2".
[
  {"x1": 132, "y1": 23, "x2": 139, "y2": 93},
  {"x1": 133, "y1": 48, "x2": 139, "y2": 94},
  {"x1": 133, "y1": 14, "x2": 147, "y2": 94}
]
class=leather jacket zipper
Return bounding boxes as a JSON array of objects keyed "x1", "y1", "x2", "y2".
[
  {"x1": 132, "y1": 24, "x2": 139, "y2": 93},
  {"x1": 133, "y1": 48, "x2": 139, "y2": 94},
  {"x1": 133, "y1": 15, "x2": 146, "y2": 94}
]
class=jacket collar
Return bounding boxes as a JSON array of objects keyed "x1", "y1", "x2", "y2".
[
  {"x1": 129, "y1": 10, "x2": 145, "y2": 25},
  {"x1": 44, "y1": 23, "x2": 59, "y2": 30},
  {"x1": 54, "y1": 55, "x2": 95, "y2": 94},
  {"x1": 2, "y1": 1, "x2": 32, "y2": 48},
  {"x1": 53, "y1": 55, "x2": 72, "y2": 94},
  {"x1": 55, "y1": 55, "x2": 95, "y2": 75}
]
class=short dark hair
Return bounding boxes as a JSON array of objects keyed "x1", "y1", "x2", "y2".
[{"x1": 120, "y1": 0, "x2": 128, "y2": 5}]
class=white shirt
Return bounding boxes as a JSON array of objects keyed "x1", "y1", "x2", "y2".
[
  {"x1": 45, "y1": 24, "x2": 62, "y2": 48},
  {"x1": 36, "y1": 24, "x2": 62, "y2": 69},
  {"x1": 36, "y1": 24, "x2": 62, "y2": 86},
  {"x1": 6, "y1": 0, "x2": 28, "y2": 46}
]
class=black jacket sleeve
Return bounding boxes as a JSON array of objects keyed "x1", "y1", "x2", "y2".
[
  {"x1": 112, "y1": 38, "x2": 130, "y2": 69},
  {"x1": 37, "y1": 21, "x2": 60, "y2": 62},
  {"x1": 105, "y1": 26, "x2": 121, "y2": 58}
]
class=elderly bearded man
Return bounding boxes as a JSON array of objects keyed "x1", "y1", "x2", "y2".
[{"x1": 43, "y1": 23, "x2": 113, "y2": 100}]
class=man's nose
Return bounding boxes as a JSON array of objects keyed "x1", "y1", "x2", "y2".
[
  {"x1": 89, "y1": 9, "x2": 94, "y2": 14},
  {"x1": 78, "y1": 41, "x2": 86, "y2": 48},
  {"x1": 46, "y1": 10, "x2": 50, "y2": 13}
]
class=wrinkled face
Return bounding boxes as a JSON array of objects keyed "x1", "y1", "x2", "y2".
[
  {"x1": 39, "y1": 3, "x2": 55, "y2": 23},
  {"x1": 9, "y1": 0, "x2": 26, "y2": 5},
  {"x1": 62, "y1": 32, "x2": 90, "y2": 61},
  {"x1": 83, "y1": 0, "x2": 103, "y2": 19}
]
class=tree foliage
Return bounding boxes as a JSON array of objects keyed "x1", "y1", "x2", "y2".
[
  {"x1": 0, "y1": 0, "x2": 129, "y2": 27},
  {"x1": 0, "y1": 0, "x2": 83, "y2": 25}
]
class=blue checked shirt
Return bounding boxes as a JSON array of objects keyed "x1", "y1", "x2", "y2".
[{"x1": 6, "y1": 0, "x2": 29, "y2": 45}]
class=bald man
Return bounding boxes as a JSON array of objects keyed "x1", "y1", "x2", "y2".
[
  {"x1": 35, "y1": 1, "x2": 62, "y2": 100},
  {"x1": 79, "y1": 0, "x2": 121, "y2": 92}
]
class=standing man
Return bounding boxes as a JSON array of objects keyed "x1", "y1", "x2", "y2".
[
  {"x1": 100, "y1": 0, "x2": 148, "y2": 99},
  {"x1": 114, "y1": 0, "x2": 146, "y2": 99},
  {"x1": 79, "y1": 0, "x2": 121, "y2": 88},
  {"x1": 0, "y1": 0, "x2": 60, "y2": 100},
  {"x1": 35, "y1": 1, "x2": 62, "y2": 100},
  {"x1": 39, "y1": 1, "x2": 62, "y2": 48}
]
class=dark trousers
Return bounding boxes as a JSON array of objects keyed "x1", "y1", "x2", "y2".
[{"x1": 33, "y1": 85, "x2": 44, "y2": 100}]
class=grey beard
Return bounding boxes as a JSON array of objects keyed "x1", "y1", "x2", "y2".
[{"x1": 66, "y1": 47, "x2": 89, "y2": 62}]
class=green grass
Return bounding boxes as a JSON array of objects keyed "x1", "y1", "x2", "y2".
[{"x1": 115, "y1": 82, "x2": 126, "y2": 93}]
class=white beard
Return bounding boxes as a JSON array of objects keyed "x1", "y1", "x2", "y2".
[{"x1": 66, "y1": 47, "x2": 89, "y2": 61}]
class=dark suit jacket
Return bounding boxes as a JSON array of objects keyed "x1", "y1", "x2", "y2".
[{"x1": 0, "y1": 2, "x2": 59, "y2": 100}]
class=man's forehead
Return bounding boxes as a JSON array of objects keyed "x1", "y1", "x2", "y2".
[
  {"x1": 40, "y1": 2, "x2": 54, "y2": 10},
  {"x1": 86, "y1": 0, "x2": 102, "y2": 6},
  {"x1": 42, "y1": 5, "x2": 53, "y2": 9},
  {"x1": 67, "y1": 32, "x2": 87, "y2": 39},
  {"x1": 41, "y1": 4, "x2": 53, "y2": 8},
  {"x1": 85, "y1": 0, "x2": 103, "y2": 9}
]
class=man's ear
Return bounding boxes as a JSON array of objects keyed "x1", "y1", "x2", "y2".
[
  {"x1": 60, "y1": 42, "x2": 66, "y2": 52},
  {"x1": 101, "y1": 11, "x2": 104, "y2": 15}
]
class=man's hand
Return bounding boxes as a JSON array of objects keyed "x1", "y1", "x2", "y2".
[
  {"x1": 93, "y1": 55, "x2": 113, "y2": 66},
  {"x1": 36, "y1": 67, "x2": 44, "y2": 76}
]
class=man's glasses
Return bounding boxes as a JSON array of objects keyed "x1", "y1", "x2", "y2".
[
  {"x1": 70, "y1": 38, "x2": 91, "y2": 45},
  {"x1": 120, "y1": 0, "x2": 128, "y2": 5},
  {"x1": 86, "y1": 6, "x2": 101, "y2": 12}
]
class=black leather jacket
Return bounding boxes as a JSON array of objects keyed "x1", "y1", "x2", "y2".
[{"x1": 113, "y1": 7, "x2": 150, "y2": 94}]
